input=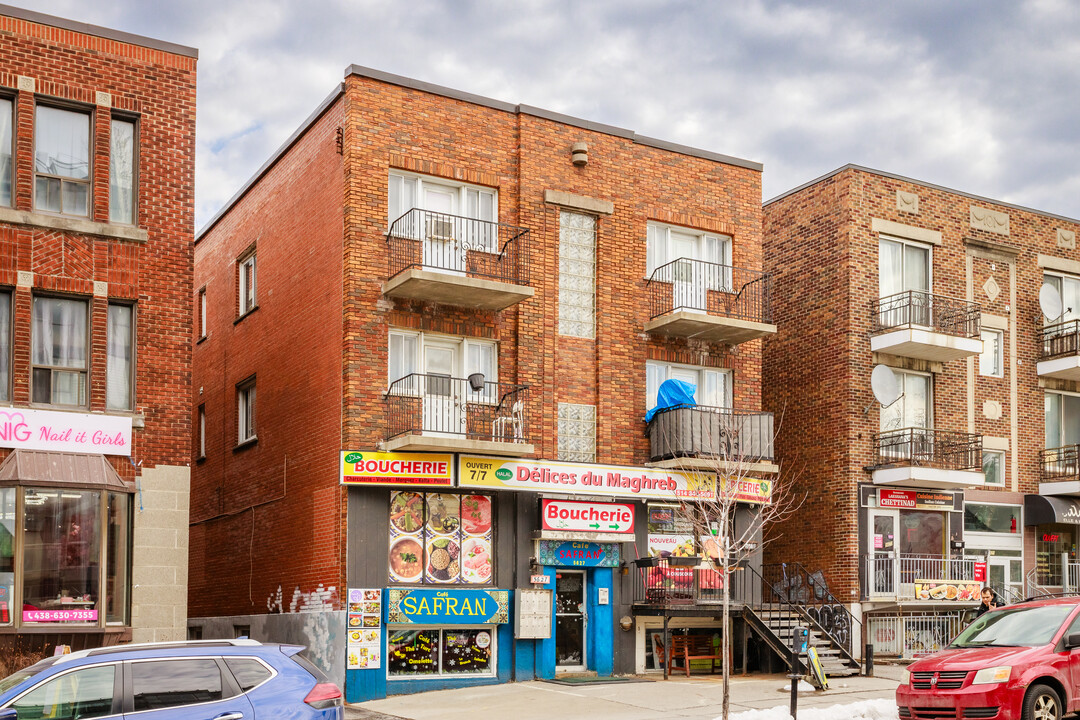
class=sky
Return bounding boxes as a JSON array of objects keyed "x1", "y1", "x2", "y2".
[{"x1": 9, "y1": 0, "x2": 1080, "y2": 230}]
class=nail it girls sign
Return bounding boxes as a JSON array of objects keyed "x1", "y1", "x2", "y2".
[{"x1": 0, "y1": 408, "x2": 132, "y2": 456}]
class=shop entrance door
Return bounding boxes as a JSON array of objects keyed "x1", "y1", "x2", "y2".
[
  {"x1": 988, "y1": 556, "x2": 1023, "y2": 601},
  {"x1": 555, "y1": 570, "x2": 587, "y2": 671},
  {"x1": 868, "y1": 509, "x2": 899, "y2": 598}
]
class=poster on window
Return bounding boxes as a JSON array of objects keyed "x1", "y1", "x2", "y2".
[
  {"x1": 388, "y1": 492, "x2": 493, "y2": 585},
  {"x1": 346, "y1": 588, "x2": 382, "y2": 669}
]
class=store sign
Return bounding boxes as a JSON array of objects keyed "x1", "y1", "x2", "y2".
[
  {"x1": 879, "y1": 489, "x2": 954, "y2": 510},
  {"x1": 914, "y1": 580, "x2": 983, "y2": 602},
  {"x1": 459, "y1": 455, "x2": 715, "y2": 500},
  {"x1": 23, "y1": 609, "x2": 98, "y2": 623},
  {"x1": 721, "y1": 476, "x2": 773, "y2": 505},
  {"x1": 974, "y1": 562, "x2": 987, "y2": 582},
  {"x1": 537, "y1": 540, "x2": 621, "y2": 568},
  {"x1": 386, "y1": 588, "x2": 509, "y2": 625},
  {"x1": 541, "y1": 499, "x2": 635, "y2": 534},
  {"x1": 1043, "y1": 533, "x2": 1060, "y2": 542},
  {"x1": 340, "y1": 451, "x2": 454, "y2": 488},
  {"x1": 0, "y1": 408, "x2": 131, "y2": 456}
]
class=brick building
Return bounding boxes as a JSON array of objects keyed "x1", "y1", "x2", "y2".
[
  {"x1": 190, "y1": 66, "x2": 781, "y2": 698},
  {"x1": 763, "y1": 164, "x2": 1080, "y2": 657},
  {"x1": 0, "y1": 5, "x2": 197, "y2": 649}
]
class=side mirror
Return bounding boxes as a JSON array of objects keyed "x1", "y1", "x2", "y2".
[{"x1": 1066, "y1": 631, "x2": 1080, "y2": 650}]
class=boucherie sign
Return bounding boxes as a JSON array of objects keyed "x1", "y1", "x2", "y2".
[
  {"x1": 541, "y1": 499, "x2": 635, "y2": 534},
  {"x1": 0, "y1": 408, "x2": 131, "y2": 456}
]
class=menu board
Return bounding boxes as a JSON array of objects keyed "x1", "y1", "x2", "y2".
[
  {"x1": 388, "y1": 492, "x2": 493, "y2": 585},
  {"x1": 346, "y1": 588, "x2": 382, "y2": 669}
]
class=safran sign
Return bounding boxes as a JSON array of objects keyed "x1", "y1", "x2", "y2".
[
  {"x1": 542, "y1": 499, "x2": 635, "y2": 534},
  {"x1": 0, "y1": 408, "x2": 131, "y2": 456},
  {"x1": 386, "y1": 588, "x2": 509, "y2": 625},
  {"x1": 340, "y1": 451, "x2": 454, "y2": 488},
  {"x1": 459, "y1": 455, "x2": 715, "y2": 501}
]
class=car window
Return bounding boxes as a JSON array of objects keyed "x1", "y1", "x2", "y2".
[
  {"x1": 952, "y1": 604, "x2": 1074, "y2": 647},
  {"x1": 223, "y1": 658, "x2": 272, "y2": 692},
  {"x1": 1064, "y1": 609, "x2": 1080, "y2": 637},
  {"x1": 0, "y1": 658, "x2": 59, "y2": 695},
  {"x1": 131, "y1": 659, "x2": 225, "y2": 711},
  {"x1": 9, "y1": 664, "x2": 116, "y2": 719}
]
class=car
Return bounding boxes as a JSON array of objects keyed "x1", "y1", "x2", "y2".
[
  {"x1": 0, "y1": 638, "x2": 343, "y2": 719},
  {"x1": 896, "y1": 596, "x2": 1080, "y2": 720}
]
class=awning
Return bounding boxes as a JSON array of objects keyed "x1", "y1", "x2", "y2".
[
  {"x1": 0, "y1": 450, "x2": 134, "y2": 493},
  {"x1": 1025, "y1": 493, "x2": 1080, "y2": 526}
]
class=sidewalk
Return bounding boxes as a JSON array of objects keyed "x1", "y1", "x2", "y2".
[{"x1": 345, "y1": 665, "x2": 904, "y2": 720}]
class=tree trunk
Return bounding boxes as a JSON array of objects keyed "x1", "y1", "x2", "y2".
[{"x1": 721, "y1": 514, "x2": 730, "y2": 720}]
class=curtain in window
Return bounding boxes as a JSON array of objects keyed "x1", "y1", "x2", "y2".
[
  {"x1": 904, "y1": 244, "x2": 929, "y2": 293},
  {"x1": 904, "y1": 373, "x2": 930, "y2": 428},
  {"x1": 645, "y1": 361, "x2": 665, "y2": 410},
  {"x1": 1064, "y1": 277, "x2": 1080, "y2": 323},
  {"x1": 107, "y1": 304, "x2": 133, "y2": 410},
  {"x1": 0, "y1": 292, "x2": 9, "y2": 402},
  {"x1": 1047, "y1": 393, "x2": 1062, "y2": 448},
  {"x1": 878, "y1": 239, "x2": 903, "y2": 298},
  {"x1": 109, "y1": 119, "x2": 135, "y2": 224},
  {"x1": 34, "y1": 106, "x2": 89, "y2": 179},
  {"x1": 388, "y1": 332, "x2": 417, "y2": 393},
  {"x1": 1064, "y1": 394, "x2": 1080, "y2": 447},
  {"x1": 0, "y1": 98, "x2": 11, "y2": 207},
  {"x1": 387, "y1": 174, "x2": 418, "y2": 232},
  {"x1": 32, "y1": 297, "x2": 86, "y2": 369}
]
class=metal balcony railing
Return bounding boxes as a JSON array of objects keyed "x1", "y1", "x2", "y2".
[
  {"x1": 871, "y1": 290, "x2": 981, "y2": 338},
  {"x1": 384, "y1": 373, "x2": 530, "y2": 444},
  {"x1": 871, "y1": 427, "x2": 982, "y2": 471},
  {"x1": 647, "y1": 258, "x2": 772, "y2": 324},
  {"x1": 646, "y1": 406, "x2": 774, "y2": 463},
  {"x1": 1041, "y1": 444, "x2": 1080, "y2": 481},
  {"x1": 387, "y1": 208, "x2": 530, "y2": 285},
  {"x1": 631, "y1": 557, "x2": 732, "y2": 606},
  {"x1": 863, "y1": 554, "x2": 982, "y2": 601},
  {"x1": 1041, "y1": 320, "x2": 1080, "y2": 360}
]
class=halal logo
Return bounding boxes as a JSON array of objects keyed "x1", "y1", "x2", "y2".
[
  {"x1": 495, "y1": 468, "x2": 513, "y2": 481},
  {"x1": 344, "y1": 452, "x2": 363, "y2": 464}
]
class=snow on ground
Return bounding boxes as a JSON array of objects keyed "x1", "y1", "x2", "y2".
[{"x1": 722, "y1": 698, "x2": 898, "y2": 720}]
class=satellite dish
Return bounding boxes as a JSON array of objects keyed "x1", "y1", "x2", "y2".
[
  {"x1": 871, "y1": 364, "x2": 901, "y2": 406},
  {"x1": 1040, "y1": 284, "x2": 1064, "y2": 321}
]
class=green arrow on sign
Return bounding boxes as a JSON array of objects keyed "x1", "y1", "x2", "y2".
[
  {"x1": 609, "y1": 524, "x2": 620, "y2": 529},
  {"x1": 589, "y1": 522, "x2": 600, "y2": 529}
]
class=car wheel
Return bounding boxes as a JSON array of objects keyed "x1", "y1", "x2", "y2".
[{"x1": 1023, "y1": 684, "x2": 1062, "y2": 720}]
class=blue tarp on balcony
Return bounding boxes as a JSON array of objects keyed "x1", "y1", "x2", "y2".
[{"x1": 644, "y1": 378, "x2": 697, "y2": 423}]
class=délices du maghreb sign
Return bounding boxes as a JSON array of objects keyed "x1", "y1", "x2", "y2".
[
  {"x1": 459, "y1": 455, "x2": 715, "y2": 501},
  {"x1": 541, "y1": 499, "x2": 635, "y2": 534},
  {"x1": 0, "y1": 408, "x2": 131, "y2": 456}
]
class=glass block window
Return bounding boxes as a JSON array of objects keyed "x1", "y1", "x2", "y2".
[
  {"x1": 558, "y1": 211, "x2": 596, "y2": 338},
  {"x1": 557, "y1": 403, "x2": 596, "y2": 463}
]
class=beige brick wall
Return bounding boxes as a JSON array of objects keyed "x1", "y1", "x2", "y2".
[{"x1": 131, "y1": 464, "x2": 190, "y2": 643}]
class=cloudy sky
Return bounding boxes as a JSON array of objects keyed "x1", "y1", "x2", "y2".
[{"x1": 10, "y1": 0, "x2": 1080, "y2": 229}]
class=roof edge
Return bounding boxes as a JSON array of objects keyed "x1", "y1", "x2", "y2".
[{"x1": 0, "y1": 3, "x2": 198, "y2": 58}]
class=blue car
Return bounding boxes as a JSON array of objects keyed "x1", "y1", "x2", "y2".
[{"x1": 0, "y1": 638, "x2": 343, "y2": 719}]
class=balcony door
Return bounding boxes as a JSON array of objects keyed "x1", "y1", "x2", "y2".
[
  {"x1": 671, "y1": 232, "x2": 706, "y2": 313},
  {"x1": 868, "y1": 509, "x2": 898, "y2": 597},
  {"x1": 422, "y1": 339, "x2": 462, "y2": 436},
  {"x1": 879, "y1": 237, "x2": 931, "y2": 326},
  {"x1": 423, "y1": 185, "x2": 463, "y2": 274}
]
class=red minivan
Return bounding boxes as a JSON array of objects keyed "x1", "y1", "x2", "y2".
[{"x1": 896, "y1": 597, "x2": 1080, "y2": 720}]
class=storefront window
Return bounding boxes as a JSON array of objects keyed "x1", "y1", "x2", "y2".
[
  {"x1": 388, "y1": 627, "x2": 493, "y2": 677},
  {"x1": 22, "y1": 488, "x2": 100, "y2": 623},
  {"x1": 1037, "y1": 529, "x2": 1076, "y2": 586},
  {"x1": 0, "y1": 487, "x2": 13, "y2": 626},
  {"x1": 964, "y1": 504, "x2": 1020, "y2": 534},
  {"x1": 899, "y1": 511, "x2": 944, "y2": 556},
  {"x1": 105, "y1": 492, "x2": 131, "y2": 624},
  {"x1": 388, "y1": 492, "x2": 493, "y2": 585}
]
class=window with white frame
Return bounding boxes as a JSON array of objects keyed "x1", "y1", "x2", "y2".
[
  {"x1": 979, "y1": 329, "x2": 1003, "y2": 377},
  {"x1": 558, "y1": 211, "x2": 596, "y2": 338},
  {"x1": 645, "y1": 360, "x2": 731, "y2": 411},
  {"x1": 197, "y1": 287, "x2": 207, "y2": 340},
  {"x1": 982, "y1": 450, "x2": 1005, "y2": 486},
  {"x1": 557, "y1": 403, "x2": 596, "y2": 463},
  {"x1": 878, "y1": 236, "x2": 930, "y2": 298},
  {"x1": 646, "y1": 222, "x2": 731, "y2": 282},
  {"x1": 1045, "y1": 390, "x2": 1080, "y2": 450},
  {"x1": 387, "y1": 330, "x2": 497, "y2": 398},
  {"x1": 387, "y1": 172, "x2": 498, "y2": 251},
  {"x1": 197, "y1": 405, "x2": 206, "y2": 459},
  {"x1": 106, "y1": 302, "x2": 134, "y2": 410},
  {"x1": 238, "y1": 249, "x2": 256, "y2": 316},
  {"x1": 34, "y1": 105, "x2": 91, "y2": 217},
  {"x1": 0, "y1": 97, "x2": 11, "y2": 207},
  {"x1": 1042, "y1": 272, "x2": 1080, "y2": 324},
  {"x1": 879, "y1": 369, "x2": 931, "y2": 431},
  {"x1": 31, "y1": 296, "x2": 88, "y2": 406},
  {"x1": 237, "y1": 377, "x2": 256, "y2": 444},
  {"x1": 109, "y1": 117, "x2": 136, "y2": 224}
]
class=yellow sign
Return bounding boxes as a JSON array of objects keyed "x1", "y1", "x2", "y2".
[
  {"x1": 340, "y1": 451, "x2": 454, "y2": 488},
  {"x1": 720, "y1": 477, "x2": 773, "y2": 505},
  {"x1": 459, "y1": 455, "x2": 716, "y2": 501}
]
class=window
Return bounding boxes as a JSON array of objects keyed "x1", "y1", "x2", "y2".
[
  {"x1": 387, "y1": 330, "x2": 497, "y2": 393},
  {"x1": 237, "y1": 378, "x2": 256, "y2": 444},
  {"x1": 233, "y1": 624, "x2": 250, "y2": 638},
  {"x1": 238, "y1": 249, "x2": 256, "y2": 316},
  {"x1": 22, "y1": 488, "x2": 100, "y2": 620},
  {"x1": 979, "y1": 329, "x2": 1003, "y2": 377},
  {"x1": 387, "y1": 172, "x2": 497, "y2": 245},
  {"x1": 0, "y1": 487, "x2": 12, "y2": 626},
  {"x1": 197, "y1": 405, "x2": 206, "y2": 459},
  {"x1": 0, "y1": 290, "x2": 10, "y2": 402},
  {"x1": 11, "y1": 665, "x2": 116, "y2": 719},
  {"x1": 879, "y1": 236, "x2": 930, "y2": 298},
  {"x1": 187, "y1": 626, "x2": 203, "y2": 640},
  {"x1": 646, "y1": 222, "x2": 731, "y2": 285},
  {"x1": 197, "y1": 287, "x2": 207, "y2": 339},
  {"x1": 388, "y1": 491, "x2": 493, "y2": 584},
  {"x1": 106, "y1": 303, "x2": 134, "y2": 410},
  {"x1": 31, "y1": 296, "x2": 88, "y2": 406},
  {"x1": 982, "y1": 450, "x2": 1005, "y2": 486},
  {"x1": 645, "y1": 360, "x2": 731, "y2": 410},
  {"x1": 109, "y1": 117, "x2": 136, "y2": 224},
  {"x1": 964, "y1": 503, "x2": 1019, "y2": 534},
  {"x1": 105, "y1": 492, "x2": 130, "y2": 625},
  {"x1": 34, "y1": 105, "x2": 91, "y2": 216},
  {"x1": 131, "y1": 659, "x2": 225, "y2": 711},
  {"x1": 557, "y1": 403, "x2": 596, "y2": 463},
  {"x1": 224, "y1": 658, "x2": 272, "y2": 692},
  {"x1": 558, "y1": 211, "x2": 596, "y2": 338},
  {"x1": 1046, "y1": 390, "x2": 1080, "y2": 450},
  {"x1": 1042, "y1": 273, "x2": 1080, "y2": 323},
  {"x1": 880, "y1": 369, "x2": 931, "y2": 431},
  {"x1": 1037, "y1": 530, "x2": 1073, "y2": 586},
  {"x1": 388, "y1": 627, "x2": 494, "y2": 678},
  {"x1": 0, "y1": 97, "x2": 11, "y2": 207}
]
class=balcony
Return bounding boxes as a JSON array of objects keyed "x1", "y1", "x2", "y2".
[
  {"x1": 870, "y1": 428, "x2": 984, "y2": 488},
  {"x1": 631, "y1": 556, "x2": 737, "y2": 609},
  {"x1": 1038, "y1": 320, "x2": 1080, "y2": 380},
  {"x1": 646, "y1": 406, "x2": 777, "y2": 475},
  {"x1": 383, "y1": 374, "x2": 534, "y2": 456},
  {"x1": 644, "y1": 259, "x2": 775, "y2": 344},
  {"x1": 870, "y1": 291, "x2": 982, "y2": 362},
  {"x1": 1039, "y1": 445, "x2": 1080, "y2": 496},
  {"x1": 383, "y1": 209, "x2": 534, "y2": 310},
  {"x1": 863, "y1": 554, "x2": 981, "y2": 602}
]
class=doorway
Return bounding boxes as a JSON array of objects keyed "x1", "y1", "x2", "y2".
[
  {"x1": 555, "y1": 570, "x2": 587, "y2": 671},
  {"x1": 422, "y1": 185, "x2": 463, "y2": 273},
  {"x1": 868, "y1": 509, "x2": 898, "y2": 597},
  {"x1": 422, "y1": 339, "x2": 462, "y2": 436}
]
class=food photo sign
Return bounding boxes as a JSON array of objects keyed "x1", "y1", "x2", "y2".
[
  {"x1": 913, "y1": 580, "x2": 983, "y2": 602},
  {"x1": 388, "y1": 491, "x2": 493, "y2": 585},
  {"x1": 346, "y1": 588, "x2": 382, "y2": 670}
]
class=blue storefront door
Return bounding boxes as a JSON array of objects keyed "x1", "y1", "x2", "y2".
[{"x1": 555, "y1": 570, "x2": 586, "y2": 670}]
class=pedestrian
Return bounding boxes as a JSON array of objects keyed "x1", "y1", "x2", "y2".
[{"x1": 974, "y1": 587, "x2": 1003, "y2": 619}]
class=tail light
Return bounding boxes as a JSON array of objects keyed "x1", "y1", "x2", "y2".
[{"x1": 303, "y1": 682, "x2": 343, "y2": 709}]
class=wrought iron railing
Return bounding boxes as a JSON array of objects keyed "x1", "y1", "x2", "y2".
[
  {"x1": 647, "y1": 258, "x2": 772, "y2": 324},
  {"x1": 1041, "y1": 320, "x2": 1080, "y2": 360},
  {"x1": 1041, "y1": 444, "x2": 1080, "y2": 481},
  {"x1": 871, "y1": 290, "x2": 981, "y2": 338},
  {"x1": 863, "y1": 554, "x2": 981, "y2": 601},
  {"x1": 762, "y1": 562, "x2": 862, "y2": 656},
  {"x1": 384, "y1": 373, "x2": 530, "y2": 444},
  {"x1": 386, "y1": 209, "x2": 530, "y2": 285},
  {"x1": 646, "y1": 406, "x2": 774, "y2": 463},
  {"x1": 872, "y1": 427, "x2": 982, "y2": 471}
]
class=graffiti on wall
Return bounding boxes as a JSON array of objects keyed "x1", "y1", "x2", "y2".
[
  {"x1": 804, "y1": 604, "x2": 852, "y2": 651},
  {"x1": 267, "y1": 584, "x2": 341, "y2": 614}
]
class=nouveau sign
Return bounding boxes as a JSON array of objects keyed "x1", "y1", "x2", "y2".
[
  {"x1": 0, "y1": 408, "x2": 131, "y2": 456},
  {"x1": 386, "y1": 588, "x2": 509, "y2": 625},
  {"x1": 541, "y1": 499, "x2": 635, "y2": 534}
]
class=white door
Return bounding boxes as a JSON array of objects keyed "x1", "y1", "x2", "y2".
[
  {"x1": 868, "y1": 510, "x2": 899, "y2": 598},
  {"x1": 671, "y1": 232, "x2": 705, "y2": 312},
  {"x1": 423, "y1": 185, "x2": 462, "y2": 273},
  {"x1": 422, "y1": 341, "x2": 462, "y2": 436}
]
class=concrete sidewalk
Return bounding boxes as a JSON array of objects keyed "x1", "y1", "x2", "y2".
[{"x1": 345, "y1": 665, "x2": 904, "y2": 720}]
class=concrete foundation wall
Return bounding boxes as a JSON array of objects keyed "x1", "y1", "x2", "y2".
[{"x1": 131, "y1": 464, "x2": 190, "y2": 643}]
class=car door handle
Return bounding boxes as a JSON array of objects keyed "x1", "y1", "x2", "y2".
[{"x1": 212, "y1": 714, "x2": 245, "y2": 720}]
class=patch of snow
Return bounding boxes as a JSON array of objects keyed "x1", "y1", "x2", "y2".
[{"x1": 722, "y1": 698, "x2": 898, "y2": 720}]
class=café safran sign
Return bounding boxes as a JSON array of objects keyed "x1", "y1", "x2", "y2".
[{"x1": 0, "y1": 408, "x2": 131, "y2": 456}]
